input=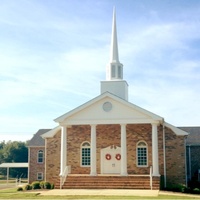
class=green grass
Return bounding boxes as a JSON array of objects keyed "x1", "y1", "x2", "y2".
[{"x1": 0, "y1": 188, "x2": 199, "y2": 199}]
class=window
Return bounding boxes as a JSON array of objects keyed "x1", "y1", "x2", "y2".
[
  {"x1": 137, "y1": 141, "x2": 148, "y2": 167},
  {"x1": 118, "y1": 65, "x2": 123, "y2": 79},
  {"x1": 37, "y1": 150, "x2": 44, "y2": 163},
  {"x1": 37, "y1": 172, "x2": 43, "y2": 180},
  {"x1": 81, "y1": 142, "x2": 90, "y2": 166},
  {"x1": 111, "y1": 65, "x2": 116, "y2": 78}
]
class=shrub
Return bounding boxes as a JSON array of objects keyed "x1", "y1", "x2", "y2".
[
  {"x1": 51, "y1": 183, "x2": 54, "y2": 189},
  {"x1": 31, "y1": 181, "x2": 40, "y2": 190},
  {"x1": 165, "y1": 183, "x2": 185, "y2": 193},
  {"x1": 24, "y1": 184, "x2": 32, "y2": 190},
  {"x1": 44, "y1": 181, "x2": 51, "y2": 189},
  {"x1": 192, "y1": 188, "x2": 200, "y2": 194},
  {"x1": 17, "y1": 187, "x2": 23, "y2": 191},
  {"x1": 40, "y1": 181, "x2": 45, "y2": 189}
]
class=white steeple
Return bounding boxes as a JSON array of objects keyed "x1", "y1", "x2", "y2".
[
  {"x1": 110, "y1": 7, "x2": 119, "y2": 63},
  {"x1": 101, "y1": 7, "x2": 129, "y2": 101},
  {"x1": 106, "y1": 7, "x2": 123, "y2": 81}
]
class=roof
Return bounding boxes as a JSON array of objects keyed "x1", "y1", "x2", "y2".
[
  {"x1": 41, "y1": 126, "x2": 61, "y2": 139},
  {"x1": 28, "y1": 129, "x2": 51, "y2": 147},
  {"x1": 0, "y1": 163, "x2": 28, "y2": 168},
  {"x1": 164, "y1": 122, "x2": 188, "y2": 136},
  {"x1": 179, "y1": 127, "x2": 200, "y2": 145}
]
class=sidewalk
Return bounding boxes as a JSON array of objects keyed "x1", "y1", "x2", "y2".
[{"x1": 39, "y1": 189, "x2": 159, "y2": 196}]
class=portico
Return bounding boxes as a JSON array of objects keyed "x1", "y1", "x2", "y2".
[{"x1": 58, "y1": 106, "x2": 162, "y2": 179}]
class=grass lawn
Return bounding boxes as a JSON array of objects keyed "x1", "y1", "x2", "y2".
[{"x1": 0, "y1": 188, "x2": 199, "y2": 199}]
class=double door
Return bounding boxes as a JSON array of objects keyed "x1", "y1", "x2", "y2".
[{"x1": 101, "y1": 145, "x2": 121, "y2": 174}]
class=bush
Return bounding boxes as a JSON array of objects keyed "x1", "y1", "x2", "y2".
[
  {"x1": 192, "y1": 188, "x2": 200, "y2": 194},
  {"x1": 39, "y1": 181, "x2": 45, "y2": 189},
  {"x1": 44, "y1": 181, "x2": 51, "y2": 189},
  {"x1": 31, "y1": 181, "x2": 40, "y2": 190},
  {"x1": 24, "y1": 184, "x2": 32, "y2": 190},
  {"x1": 165, "y1": 183, "x2": 186, "y2": 193},
  {"x1": 17, "y1": 187, "x2": 23, "y2": 191},
  {"x1": 51, "y1": 183, "x2": 54, "y2": 189}
]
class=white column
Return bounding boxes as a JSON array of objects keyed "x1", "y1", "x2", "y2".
[
  {"x1": 121, "y1": 124, "x2": 128, "y2": 176},
  {"x1": 152, "y1": 123, "x2": 160, "y2": 176},
  {"x1": 90, "y1": 124, "x2": 97, "y2": 176},
  {"x1": 60, "y1": 126, "x2": 67, "y2": 176}
]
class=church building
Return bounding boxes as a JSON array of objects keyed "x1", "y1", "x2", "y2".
[{"x1": 28, "y1": 9, "x2": 189, "y2": 190}]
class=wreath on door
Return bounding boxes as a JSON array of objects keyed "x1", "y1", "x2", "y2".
[
  {"x1": 105, "y1": 154, "x2": 111, "y2": 160},
  {"x1": 115, "y1": 154, "x2": 121, "y2": 160}
]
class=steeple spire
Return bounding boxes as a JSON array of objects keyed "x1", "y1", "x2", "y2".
[
  {"x1": 101, "y1": 7, "x2": 128, "y2": 101},
  {"x1": 110, "y1": 7, "x2": 119, "y2": 63},
  {"x1": 106, "y1": 7, "x2": 123, "y2": 81}
]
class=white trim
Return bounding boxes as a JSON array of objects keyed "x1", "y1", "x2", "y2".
[{"x1": 136, "y1": 140, "x2": 148, "y2": 167}]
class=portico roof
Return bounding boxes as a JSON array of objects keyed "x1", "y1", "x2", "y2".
[{"x1": 0, "y1": 163, "x2": 28, "y2": 168}]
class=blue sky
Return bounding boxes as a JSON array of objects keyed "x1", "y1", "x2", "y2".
[{"x1": 0, "y1": 0, "x2": 200, "y2": 142}]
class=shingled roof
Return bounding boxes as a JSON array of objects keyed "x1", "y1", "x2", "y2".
[
  {"x1": 28, "y1": 129, "x2": 51, "y2": 147},
  {"x1": 179, "y1": 127, "x2": 200, "y2": 146}
]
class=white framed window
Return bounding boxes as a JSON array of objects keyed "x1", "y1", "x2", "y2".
[
  {"x1": 37, "y1": 172, "x2": 43, "y2": 180},
  {"x1": 81, "y1": 142, "x2": 90, "y2": 167},
  {"x1": 137, "y1": 141, "x2": 148, "y2": 167},
  {"x1": 37, "y1": 150, "x2": 44, "y2": 163}
]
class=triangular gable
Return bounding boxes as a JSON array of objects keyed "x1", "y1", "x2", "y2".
[{"x1": 54, "y1": 92, "x2": 164, "y2": 125}]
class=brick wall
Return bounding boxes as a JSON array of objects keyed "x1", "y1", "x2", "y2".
[
  {"x1": 165, "y1": 127, "x2": 186, "y2": 186},
  {"x1": 45, "y1": 130, "x2": 61, "y2": 184},
  {"x1": 28, "y1": 147, "x2": 45, "y2": 183},
  {"x1": 44, "y1": 124, "x2": 186, "y2": 186}
]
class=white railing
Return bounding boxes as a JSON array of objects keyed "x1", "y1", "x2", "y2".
[
  {"x1": 150, "y1": 166, "x2": 153, "y2": 190},
  {"x1": 60, "y1": 165, "x2": 71, "y2": 189}
]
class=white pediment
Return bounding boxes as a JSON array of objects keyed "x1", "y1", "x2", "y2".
[{"x1": 55, "y1": 92, "x2": 163, "y2": 126}]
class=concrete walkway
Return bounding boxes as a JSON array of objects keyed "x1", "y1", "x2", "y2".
[{"x1": 39, "y1": 189, "x2": 159, "y2": 196}]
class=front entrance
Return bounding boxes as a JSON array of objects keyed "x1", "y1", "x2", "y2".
[{"x1": 101, "y1": 145, "x2": 121, "y2": 174}]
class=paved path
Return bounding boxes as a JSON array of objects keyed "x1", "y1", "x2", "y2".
[{"x1": 39, "y1": 189, "x2": 159, "y2": 196}]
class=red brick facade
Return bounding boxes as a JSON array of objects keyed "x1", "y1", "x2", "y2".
[
  {"x1": 43, "y1": 124, "x2": 186, "y2": 187},
  {"x1": 28, "y1": 147, "x2": 45, "y2": 183}
]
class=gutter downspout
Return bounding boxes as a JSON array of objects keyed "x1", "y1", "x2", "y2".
[
  {"x1": 44, "y1": 138, "x2": 47, "y2": 182},
  {"x1": 163, "y1": 124, "x2": 166, "y2": 188},
  {"x1": 28, "y1": 147, "x2": 30, "y2": 184},
  {"x1": 188, "y1": 144, "x2": 191, "y2": 181},
  {"x1": 185, "y1": 138, "x2": 188, "y2": 187}
]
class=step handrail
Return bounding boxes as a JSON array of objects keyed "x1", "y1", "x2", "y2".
[
  {"x1": 150, "y1": 166, "x2": 152, "y2": 190},
  {"x1": 60, "y1": 165, "x2": 71, "y2": 189}
]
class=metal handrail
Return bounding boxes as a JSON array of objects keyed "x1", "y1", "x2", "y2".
[
  {"x1": 60, "y1": 165, "x2": 71, "y2": 189},
  {"x1": 150, "y1": 166, "x2": 153, "y2": 190}
]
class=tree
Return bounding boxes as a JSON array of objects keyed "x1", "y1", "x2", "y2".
[{"x1": 0, "y1": 141, "x2": 28, "y2": 178}]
